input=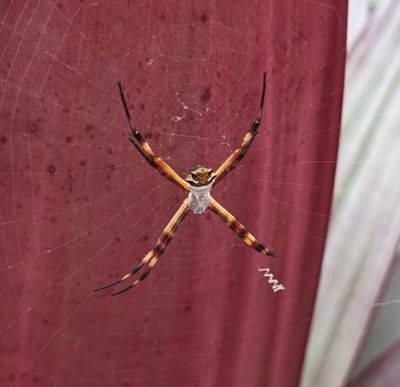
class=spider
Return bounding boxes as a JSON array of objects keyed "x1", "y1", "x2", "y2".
[{"x1": 94, "y1": 73, "x2": 276, "y2": 296}]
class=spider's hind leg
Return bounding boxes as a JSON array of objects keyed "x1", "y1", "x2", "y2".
[
  {"x1": 110, "y1": 256, "x2": 157, "y2": 296},
  {"x1": 93, "y1": 258, "x2": 147, "y2": 292},
  {"x1": 208, "y1": 197, "x2": 276, "y2": 257},
  {"x1": 93, "y1": 199, "x2": 190, "y2": 295}
]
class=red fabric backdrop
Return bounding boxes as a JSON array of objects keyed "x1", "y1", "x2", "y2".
[{"x1": 0, "y1": 1, "x2": 347, "y2": 386}]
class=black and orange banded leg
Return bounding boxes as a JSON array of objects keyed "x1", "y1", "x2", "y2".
[
  {"x1": 118, "y1": 82, "x2": 189, "y2": 193},
  {"x1": 213, "y1": 73, "x2": 267, "y2": 186},
  {"x1": 208, "y1": 198, "x2": 276, "y2": 257},
  {"x1": 94, "y1": 199, "x2": 190, "y2": 295}
]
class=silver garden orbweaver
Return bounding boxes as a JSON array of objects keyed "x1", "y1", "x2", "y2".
[{"x1": 94, "y1": 73, "x2": 276, "y2": 296}]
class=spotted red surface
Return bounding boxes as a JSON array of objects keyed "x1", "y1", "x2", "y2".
[{"x1": 0, "y1": 1, "x2": 347, "y2": 386}]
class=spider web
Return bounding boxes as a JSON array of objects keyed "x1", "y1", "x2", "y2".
[{"x1": 0, "y1": 1, "x2": 347, "y2": 386}]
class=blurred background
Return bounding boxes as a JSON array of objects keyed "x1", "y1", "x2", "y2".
[
  {"x1": 301, "y1": 0, "x2": 400, "y2": 386},
  {"x1": 3, "y1": 0, "x2": 400, "y2": 385}
]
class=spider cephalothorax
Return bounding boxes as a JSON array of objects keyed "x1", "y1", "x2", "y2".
[
  {"x1": 185, "y1": 165, "x2": 216, "y2": 186},
  {"x1": 94, "y1": 73, "x2": 276, "y2": 296}
]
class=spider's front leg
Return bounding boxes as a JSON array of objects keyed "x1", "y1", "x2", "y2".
[
  {"x1": 94, "y1": 199, "x2": 190, "y2": 295},
  {"x1": 213, "y1": 73, "x2": 267, "y2": 185},
  {"x1": 208, "y1": 198, "x2": 276, "y2": 257},
  {"x1": 118, "y1": 82, "x2": 189, "y2": 193}
]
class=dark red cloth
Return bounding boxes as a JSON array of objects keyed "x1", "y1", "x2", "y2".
[{"x1": 0, "y1": 1, "x2": 346, "y2": 386}]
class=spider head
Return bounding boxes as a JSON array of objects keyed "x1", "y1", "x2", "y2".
[{"x1": 186, "y1": 165, "x2": 216, "y2": 187}]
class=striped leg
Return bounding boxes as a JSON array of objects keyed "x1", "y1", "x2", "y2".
[
  {"x1": 208, "y1": 198, "x2": 276, "y2": 257},
  {"x1": 213, "y1": 73, "x2": 267, "y2": 185},
  {"x1": 94, "y1": 199, "x2": 190, "y2": 296},
  {"x1": 118, "y1": 82, "x2": 189, "y2": 193}
]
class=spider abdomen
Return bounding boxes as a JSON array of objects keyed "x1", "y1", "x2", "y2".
[{"x1": 188, "y1": 183, "x2": 213, "y2": 214}]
